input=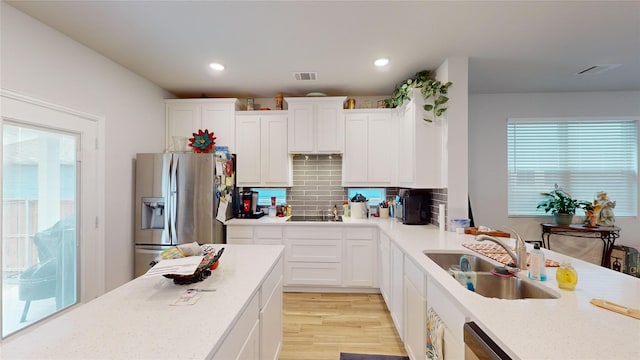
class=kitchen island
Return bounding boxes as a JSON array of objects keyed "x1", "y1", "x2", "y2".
[
  {"x1": 227, "y1": 216, "x2": 640, "y2": 359},
  {"x1": 2, "y1": 244, "x2": 284, "y2": 360}
]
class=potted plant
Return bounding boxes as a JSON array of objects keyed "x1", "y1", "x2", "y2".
[
  {"x1": 536, "y1": 184, "x2": 591, "y2": 226},
  {"x1": 384, "y1": 70, "x2": 453, "y2": 122}
]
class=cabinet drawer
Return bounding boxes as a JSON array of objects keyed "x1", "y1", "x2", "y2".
[
  {"x1": 344, "y1": 227, "x2": 375, "y2": 240},
  {"x1": 255, "y1": 226, "x2": 283, "y2": 239},
  {"x1": 227, "y1": 226, "x2": 253, "y2": 239},
  {"x1": 261, "y1": 259, "x2": 283, "y2": 308},
  {"x1": 404, "y1": 257, "x2": 426, "y2": 297},
  {"x1": 285, "y1": 262, "x2": 342, "y2": 286},
  {"x1": 285, "y1": 239, "x2": 341, "y2": 262},
  {"x1": 284, "y1": 227, "x2": 342, "y2": 240}
]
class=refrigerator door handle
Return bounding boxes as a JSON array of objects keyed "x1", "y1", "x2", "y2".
[{"x1": 169, "y1": 154, "x2": 178, "y2": 244}]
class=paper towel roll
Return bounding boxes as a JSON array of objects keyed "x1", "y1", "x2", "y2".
[{"x1": 438, "y1": 204, "x2": 445, "y2": 231}]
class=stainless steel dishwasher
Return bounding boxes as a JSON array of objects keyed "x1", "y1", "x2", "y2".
[{"x1": 464, "y1": 322, "x2": 512, "y2": 360}]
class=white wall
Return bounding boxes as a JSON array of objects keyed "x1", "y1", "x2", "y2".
[
  {"x1": 469, "y1": 91, "x2": 640, "y2": 252},
  {"x1": 1, "y1": 3, "x2": 174, "y2": 291}
]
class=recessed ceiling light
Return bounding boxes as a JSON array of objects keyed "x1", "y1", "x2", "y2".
[
  {"x1": 209, "y1": 62, "x2": 225, "y2": 71},
  {"x1": 374, "y1": 58, "x2": 389, "y2": 67}
]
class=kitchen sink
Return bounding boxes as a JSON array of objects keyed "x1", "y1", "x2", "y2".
[
  {"x1": 423, "y1": 251, "x2": 559, "y2": 300},
  {"x1": 423, "y1": 251, "x2": 496, "y2": 272}
]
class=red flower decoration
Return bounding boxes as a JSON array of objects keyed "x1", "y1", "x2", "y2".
[{"x1": 188, "y1": 129, "x2": 216, "y2": 153}]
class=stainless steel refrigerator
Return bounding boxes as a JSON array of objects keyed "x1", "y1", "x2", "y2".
[{"x1": 133, "y1": 153, "x2": 234, "y2": 277}]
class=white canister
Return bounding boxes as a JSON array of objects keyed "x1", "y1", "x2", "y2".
[{"x1": 350, "y1": 202, "x2": 368, "y2": 219}]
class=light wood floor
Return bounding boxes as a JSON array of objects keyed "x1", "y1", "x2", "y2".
[{"x1": 279, "y1": 292, "x2": 407, "y2": 360}]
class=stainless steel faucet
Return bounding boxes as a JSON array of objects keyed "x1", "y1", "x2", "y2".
[{"x1": 476, "y1": 231, "x2": 528, "y2": 271}]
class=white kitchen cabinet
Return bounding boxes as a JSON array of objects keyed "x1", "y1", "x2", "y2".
[
  {"x1": 344, "y1": 228, "x2": 377, "y2": 287},
  {"x1": 260, "y1": 262, "x2": 283, "y2": 360},
  {"x1": 396, "y1": 89, "x2": 446, "y2": 188},
  {"x1": 427, "y1": 275, "x2": 466, "y2": 360},
  {"x1": 254, "y1": 226, "x2": 284, "y2": 245},
  {"x1": 227, "y1": 226, "x2": 254, "y2": 244},
  {"x1": 404, "y1": 258, "x2": 427, "y2": 360},
  {"x1": 283, "y1": 226, "x2": 343, "y2": 286},
  {"x1": 166, "y1": 98, "x2": 239, "y2": 152},
  {"x1": 378, "y1": 231, "x2": 391, "y2": 304},
  {"x1": 390, "y1": 240, "x2": 404, "y2": 340},
  {"x1": 342, "y1": 109, "x2": 395, "y2": 186},
  {"x1": 285, "y1": 97, "x2": 346, "y2": 154},
  {"x1": 212, "y1": 291, "x2": 260, "y2": 360},
  {"x1": 235, "y1": 112, "x2": 292, "y2": 187}
]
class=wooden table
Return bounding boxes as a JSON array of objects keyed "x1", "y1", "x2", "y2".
[{"x1": 540, "y1": 223, "x2": 620, "y2": 267}]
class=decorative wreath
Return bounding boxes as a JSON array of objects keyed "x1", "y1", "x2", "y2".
[{"x1": 189, "y1": 129, "x2": 216, "y2": 153}]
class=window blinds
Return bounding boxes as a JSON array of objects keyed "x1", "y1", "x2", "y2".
[{"x1": 507, "y1": 118, "x2": 638, "y2": 216}]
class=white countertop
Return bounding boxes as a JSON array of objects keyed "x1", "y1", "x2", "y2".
[
  {"x1": 229, "y1": 216, "x2": 640, "y2": 359},
  {"x1": 2, "y1": 245, "x2": 284, "y2": 360}
]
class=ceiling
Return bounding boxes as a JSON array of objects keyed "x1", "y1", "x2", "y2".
[{"x1": 6, "y1": 1, "x2": 640, "y2": 98}]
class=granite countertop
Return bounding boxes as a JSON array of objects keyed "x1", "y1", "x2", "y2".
[
  {"x1": 229, "y1": 216, "x2": 640, "y2": 359},
  {"x1": 1, "y1": 245, "x2": 284, "y2": 360}
]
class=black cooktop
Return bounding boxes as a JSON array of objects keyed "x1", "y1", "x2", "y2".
[{"x1": 288, "y1": 216, "x2": 342, "y2": 222}]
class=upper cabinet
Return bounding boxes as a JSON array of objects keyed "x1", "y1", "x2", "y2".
[
  {"x1": 285, "y1": 97, "x2": 346, "y2": 154},
  {"x1": 166, "y1": 99, "x2": 239, "y2": 152},
  {"x1": 342, "y1": 109, "x2": 396, "y2": 186},
  {"x1": 235, "y1": 112, "x2": 292, "y2": 187},
  {"x1": 396, "y1": 89, "x2": 446, "y2": 188}
]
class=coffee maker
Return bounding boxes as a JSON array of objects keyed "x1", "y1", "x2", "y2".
[
  {"x1": 237, "y1": 190, "x2": 264, "y2": 218},
  {"x1": 401, "y1": 189, "x2": 431, "y2": 225}
]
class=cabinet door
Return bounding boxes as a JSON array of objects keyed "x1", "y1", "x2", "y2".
[
  {"x1": 343, "y1": 114, "x2": 368, "y2": 183},
  {"x1": 202, "y1": 102, "x2": 235, "y2": 153},
  {"x1": 236, "y1": 319, "x2": 260, "y2": 360},
  {"x1": 397, "y1": 102, "x2": 415, "y2": 186},
  {"x1": 316, "y1": 101, "x2": 344, "y2": 153},
  {"x1": 378, "y1": 232, "x2": 391, "y2": 304},
  {"x1": 166, "y1": 103, "x2": 201, "y2": 149},
  {"x1": 404, "y1": 277, "x2": 426, "y2": 360},
  {"x1": 236, "y1": 116, "x2": 262, "y2": 186},
  {"x1": 287, "y1": 102, "x2": 315, "y2": 153},
  {"x1": 390, "y1": 241, "x2": 404, "y2": 340},
  {"x1": 367, "y1": 112, "x2": 393, "y2": 184},
  {"x1": 260, "y1": 278, "x2": 283, "y2": 360},
  {"x1": 261, "y1": 115, "x2": 291, "y2": 186},
  {"x1": 344, "y1": 239, "x2": 375, "y2": 287}
]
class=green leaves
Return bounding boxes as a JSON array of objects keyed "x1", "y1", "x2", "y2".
[
  {"x1": 383, "y1": 70, "x2": 453, "y2": 123},
  {"x1": 536, "y1": 187, "x2": 591, "y2": 215}
]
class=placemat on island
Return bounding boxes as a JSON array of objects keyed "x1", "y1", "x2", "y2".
[{"x1": 462, "y1": 243, "x2": 560, "y2": 267}]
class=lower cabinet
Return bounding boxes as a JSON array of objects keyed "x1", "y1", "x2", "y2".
[
  {"x1": 390, "y1": 241, "x2": 404, "y2": 340},
  {"x1": 212, "y1": 257, "x2": 283, "y2": 360},
  {"x1": 228, "y1": 225, "x2": 377, "y2": 290},
  {"x1": 404, "y1": 258, "x2": 427, "y2": 360},
  {"x1": 344, "y1": 228, "x2": 377, "y2": 287},
  {"x1": 378, "y1": 231, "x2": 391, "y2": 304},
  {"x1": 284, "y1": 227, "x2": 343, "y2": 286},
  {"x1": 427, "y1": 276, "x2": 466, "y2": 360}
]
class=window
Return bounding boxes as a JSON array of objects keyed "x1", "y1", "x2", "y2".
[
  {"x1": 507, "y1": 118, "x2": 638, "y2": 216},
  {"x1": 250, "y1": 188, "x2": 287, "y2": 206},
  {"x1": 347, "y1": 188, "x2": 386, "y2": 205}
]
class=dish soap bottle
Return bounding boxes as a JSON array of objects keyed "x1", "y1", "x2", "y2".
[
  {"x1": 556, "y1": 260, "x2": 578, "y2": 290},
  {"x1": 528, "y1": 244, "x2": 547, "y2": 281}
]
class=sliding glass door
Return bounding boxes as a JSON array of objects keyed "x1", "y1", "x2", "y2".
[{"x1": 2, "y1": 123, "x2": 78, "y2": 337}]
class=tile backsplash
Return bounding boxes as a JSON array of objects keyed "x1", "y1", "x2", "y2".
[
  {"x1": 240, "y1": 153, "x2": 448, "y2": 223},
  {"x1": 288, "y1": 154, "x2": 346, "y2": 217}
]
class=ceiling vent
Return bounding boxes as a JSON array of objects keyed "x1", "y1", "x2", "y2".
[
  {"x1": 575, "y1": 64, "x2": 622, "y2": 75},
  {"x1": 293, "y1": 72, "x2": 318, "y2": 81}
]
